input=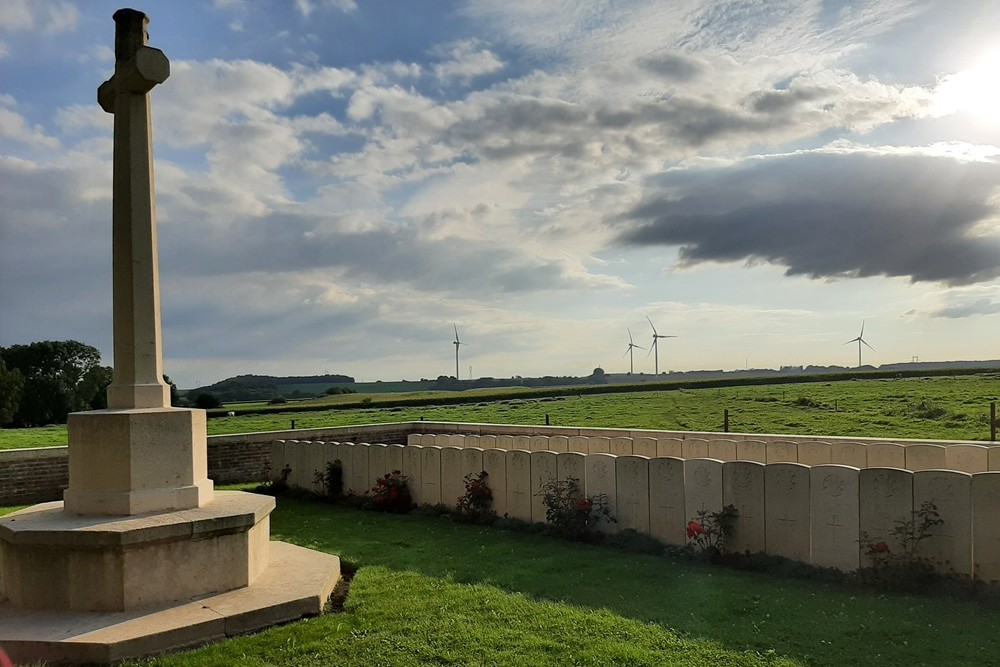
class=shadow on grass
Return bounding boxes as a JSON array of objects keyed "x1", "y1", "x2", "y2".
[{"x1": 270, "y1": 496, "x2": 1000, "y2": 667}]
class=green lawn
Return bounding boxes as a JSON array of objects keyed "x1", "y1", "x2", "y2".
[
  {"x1": 121, "y1": 496, "x2": 1000, "y2": 667},
  {"x1": 3, "y1": 374, "x2": 998, "y2": 449}
]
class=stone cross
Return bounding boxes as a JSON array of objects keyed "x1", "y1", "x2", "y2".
[{"x1": 97, "y1": 8, "x2": 171, "y2": 410}]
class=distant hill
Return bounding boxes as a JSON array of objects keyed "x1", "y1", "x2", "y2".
[{"x1": 186, "y1": 373, "x2": 354, "y2": 402}]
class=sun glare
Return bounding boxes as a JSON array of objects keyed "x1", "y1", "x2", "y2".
[{"x1": 933, "y1": 52, "x2": 1000, "y2": 120}]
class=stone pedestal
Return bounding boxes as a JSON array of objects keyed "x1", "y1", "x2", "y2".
[{"x1": 64, "y1": 408, "x2": 214, "y2": 515}]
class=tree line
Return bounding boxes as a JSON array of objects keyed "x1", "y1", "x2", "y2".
[{"x1": 0, "y1": 340, "x2": 180, "y2": 428}]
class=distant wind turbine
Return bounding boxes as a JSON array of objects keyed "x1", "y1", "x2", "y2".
[
  {"x1": 623, "y1": 328, "x2": 645, "y2": 375},
  {"x1": 646, "y1": 316, "x2": 677, "y2": 376},
  {"x1": 453, "y1": 324, "x2": 463, "y2": 379},
  {"x1": 843, "y1": 321, "x2": 875, "y2": 368}
]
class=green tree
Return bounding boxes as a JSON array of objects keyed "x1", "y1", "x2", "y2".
[
  {"x1": 0, "y1": 340, "x2": 108, "y2": 426},
  {"x1": 0, "y1": 360, "x2": 25, "y2": 425},
  {"x1": 163, "y1": 375, "x2": 182, "y2": 407},
  {"x1": 194, "y1": 393, "x2": 222, "y2": 409}
]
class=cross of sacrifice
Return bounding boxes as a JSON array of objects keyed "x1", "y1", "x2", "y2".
[{"x1": 97, "y1": 8, "x2": 171, "y2": 410}]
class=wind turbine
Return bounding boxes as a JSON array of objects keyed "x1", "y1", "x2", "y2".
[
  {"x1": 843, "y1": 321, "x2": 875, "y2": 368},
  {"x1": 646, "y1": 316, "x2": 677, "y2": 376},
  {"x1": 623, "y1": 328, "x2": 645, "y2": 375},
  {"x1": 453, "y1": 324, "x2": 463, "y2": 379}
]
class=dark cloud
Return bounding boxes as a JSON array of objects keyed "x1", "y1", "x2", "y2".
[
  {"x1": 930, "y1": 298, "x2": 1000, "y2": 318},
  {"x1": 635, "y1": 53, "x2": 704, "y2": 81},
  {"x1": 748, "y1": 86, "x2": 834, "y2": 114},
  {"x1": 617, "y1": 150, "x2": 1000, "y2": 285}
]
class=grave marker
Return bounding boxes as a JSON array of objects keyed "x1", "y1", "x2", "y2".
[
  {"x1": 649, "y1": 457, "x2": 685, "y2": 545},
  {"x1": 764, "y1": 463, "x2": 811, "y2": 562},
  {"x1": 616, "y1": 456, "x2": 650, "y2": 533},
  {"x1": 506, "y1": 450, "x2": 532, "y2": 521},
  {"x1": 723, "y1": 460, "x2": 765, "y2": 554},
  {"x1": 809, "y1": 465, "x2": 860, "y2": 571}
]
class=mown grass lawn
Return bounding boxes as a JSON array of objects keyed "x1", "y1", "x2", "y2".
[
  {"x1": 3, "y1": 374, "x2": 997, "y2": 449},
  {"x1": 113, "y1": 496, "x2": 1000, "y2": 667}
]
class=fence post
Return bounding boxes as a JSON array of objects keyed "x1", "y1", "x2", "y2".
[
  {"x1": 724, "y1": 409, "x2": 729, "y2": 433},
  {"x1": 545, "y1": 414, "x2": 550, "y2": 425},
  {"x1": 290, "y1": 419, "x2": 295, "y2": 430},
  {"x1": 992, "y1": 401, "x2": 997, "y2": 442}
]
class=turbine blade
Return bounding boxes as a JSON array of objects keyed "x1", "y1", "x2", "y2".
[
  {"x1": 628, "y1": 328, "x2": 634, "y2": 344},
  {"x1": 646, "y1": 315, "x2": 657, "y2": 336},
  {"x1": 647, "y1": 340, "x2": 655, "y2": 356},
  {"x1": 862, "y1": 339, "x2": 876, "y2": 352}
]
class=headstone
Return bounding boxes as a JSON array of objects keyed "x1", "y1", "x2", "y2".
[
  {"x1": 568, "y1": 436, "x2": 589, "y2": 453},
  {"x1": 611, "y1": 437, "x2": 634, "y2": 456},
  {"x1": 589, "y1": 436, "x2": 611, "y2": 454},
  {"x1": 649, "y1": 457, "x2": 686, "y2": 545},
  {"x1": 506, "y1": 450, "x2": 532, "y2": 521},
  {"x1": 286, "y1": 440, "x2": 310, "y2": 491},
  {"x1": 530, "y1": 436, "x2": 550, "y2": 451},
  {"x1": 497, "y1": 435, "x2": 515, "y2": 450},
  {"x1": 448, "y1": 434, "x2": 466, "y2": 448},
  {"x1": 402, "y1": 444, "x2": 423, "y2": 505},
  {"x1": 682, "y1": 438, "x2": 709, "y2": 459},
  {"x1": 352, "y1": 443, "x2": 371, "y2": 495},
  {"x1": 946, "y1": 445, "x2": 989, "y2": 473},
  {"x1": 433, "y1": 434, "x2": 452, "y2": 447},
  {"x1": 557, "y1": 451, "x2": 586, "y2": 486},
  {"x1": 633, "y1": 437, "x2": 657, "y2": 458},
  {"x1": 683, "y1": 459, "x2": 723, "y2": 524},
  {"x1": 368, "y1": 443, "x2": 388, "y2": 485},
  {"x1": 270, "y1": 440, "x2": 287, "y2": 483},
  {"x1": 656, "y1": 437, "x2": 683, "y2": 458},
  {"x1": 868, "y1": 443, "x2": 905, "y2": 469},
  {"x1": 461, "y1": 447, "x2": 485, "y2": 484},
  {"x1": 831, "y1": 442, "x2": 867, "y2": 469},
  {"x1": 859, "y1": 467, "x2": 913, "y2": 566},
  {"x1": 419, "y1": 434, "x2": 436, "y2": 447},
  {"x1": 990, "y1": 446, "x2": 1000, "y2": 471},
  {"x1": 386, "y1": 443, "x2": 404, "y2": 475},
  {"x1": 798, "y1": 441, "x2": 832, "y2": 466},
  {"x1": 480, "y1": 434, "x2": 498, "y2": 450},
  {"x1": 421, "y1": 446, "x2": 442, "y2": 505},
  {"x1": 406, "y1": 434, "x2": 421, "y2": 446},
  {"x1": 913, "y1": 470, "x2": 973, "y2": 575},
  {"x1": 764, "y1": 463, "x2": 811, "y2": 562},
  {"x1": 707, "y1": 439, "x2": 737, "y2": 462},
  {"x1": 585, "y1": 453, "x2": 618, "y2": 532},
  {"x1": 308, "y1": 441, "x2": 329, "y2": 495},
  {"x1": 723, "y1": 460, "x2": 765, "y2": 554},
  {"x1": 972, "y1": 472, "x2": 1000, "y2": 583},
  {"x1": 530, "y1": 450, "x2": 557, "y2": 523},
  {"x1": 616, "y1": 456, "x2": 650, "y2": 533},
  {"x1": 484, "y1": 449, "x2": 508, "y2": 516},
  {"x1": 441, "y1": 446, "x2": 464, "y2": 509},
  {"x1": 464, "y1": 434, "x2": 481, "y2": 449},
  {"x1": 736, "y1": 439, "x2": 766, "y2": 463},
  {"x1": 905, "y1": 444, "x2": 947, "y2": 472},
  {"x1": 765, "y1": 441, "x2": 798, "y2": 463},
  {"x1": 548, "y1": 435, "x2": 569, "y2": 452},
  {"x1": 513, "y1": 435, "x2": 531, "y2": 451},
  {"x1": 809, "y1": 465, "x2": 860, "y2": 571}
]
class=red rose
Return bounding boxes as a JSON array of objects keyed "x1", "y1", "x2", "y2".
[
  {"x1": 873, "y1": 541, "x2": 890, "y2": 554},
  {"x1": 686, "y1": 521, "x2": 704, "y2": 539}
]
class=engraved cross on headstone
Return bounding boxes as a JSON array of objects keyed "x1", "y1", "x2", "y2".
[{"x1": 97, "y1": 8, "x2": 171, "y2": 410}]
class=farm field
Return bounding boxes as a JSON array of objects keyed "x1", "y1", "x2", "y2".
[{"x1": 1, "y1": 374, "x2": 997, "y2": 450}]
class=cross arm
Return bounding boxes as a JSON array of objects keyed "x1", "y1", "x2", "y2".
[{"x1": 98, "y1": 46, "x2": 170, "y2": 113}]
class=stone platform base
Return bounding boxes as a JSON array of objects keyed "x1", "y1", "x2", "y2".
[{"x1": 0, "y1": 540, "x2": 340, "y2": 665}]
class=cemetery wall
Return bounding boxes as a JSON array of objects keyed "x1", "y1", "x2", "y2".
[{"x1": 274, "y1": 438, "x2": 1000, "y2": 583}]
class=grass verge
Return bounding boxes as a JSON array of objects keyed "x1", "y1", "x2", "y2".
[{"x1": 122, "y1": 496, "x2": 1000, "y2": 666}]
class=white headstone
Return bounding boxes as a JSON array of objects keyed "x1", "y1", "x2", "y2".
[
  {"x1": 589, "y1": 436, "x2": 611, "y2": 454},
  {"x1": 368, "y1": 443, "x2": 388, "y2": 486},
  {"x1": 464, "y1": 434, "x2": 481, "y2": 449},
  {"x1": 682, "y1": 439, "x2": 709, "y2": 459},
  {"x1": 707, "y1": 439, "x2": 737, "y2": 462},
  {"x1": 633, "y1": 437, "x2": 657, "y2": 458},
  {"x1": 308, "y1": 441, "x2": 329, "y2": 495},
  {"x1": 611, "y1": 437, "x2": 634, "y2": 456},
  {"x1": 723, "y1": 460, "x2": 765, "y2": 554},
  {"x1": 448, "y1": 434, "x2": 466, "y2": 448},
  {"x1": 557, "y1": 451, "x2": 586, "y2": 486},
  {"x1": 764, "y1": 463, "x2": 811, "y2": 562},
  {"x1": 441, "y1": 446, "x2": 464, "y2": 509},
  {"x1": 497, "y1": 435, "x2": 515, "y2": 451},
  {"x1": 990, "y1": 447, "x2": 1000, "y2": 472},
  {"x1": 530, "y1": 436, "x2": 550, "y2": 452},
  {"x1": 656, "y1": 438, "x2": 683, "y2": 458},
  {"x1": 484, "y1": 448, "x2": 508, "y2": 516},
  {"x1": 480, "y1": 435, "x2": 498, "y2": 450},
  {"x1": 548, "y1": 435, "x2": 569, "y2": 453},
  {"x1": 798, "y1": 441, "x2": 832, "y2": 466},
  {"x1": 905, "y1": 444, "x2": 947, "y2": 472},
  {"x1": 530, "y1": 450, "x2": 557, "y2": 523},
  {"x1": 736, "y1": 440, "x2": 766, "y2": 463},
  {"x1": 386, "y1": 443, "x2": 404, "y2": 476},
  {"x1": 809, "y1": 465, "x2": 860, "y2": 571},
  {"x1": 585, "y1": 453, "x2": 618, "y2": 532},
  {"x1": 513, "y1": 435, "x2": 531, "y2": 451},
  {"x1": 568, "y1": 436, "x2": 589, "y2": 453},
  {"x1": 972, "y1": 472, "x2": 1000, "y2": 583},
  {"x1": 402, "y1": 444, "x2": 423, "y2": 505},
  {"x1": 406, "y1": 434, "x2": 421, "y2": 446},
  {"x1": 684, "y1": 459, "x2": 723, "y2": 525},
  {"x1": 831, "y1": 442, "x2": 867, "y2": 468},
  {"x1": 868, "y1": 443, "x2": 905, "y2": 469},
  {"x1": 419, "y1": 434, "x2": 436, "y2": 447},
  {"x1": 461, "y1": 447, "x2": 485, "y2": 483},
  {"x1": 765, "y1": 441, "x2": 798, "y2": 463},
  {"x1": 616, "y1": 456, "x2": 650, "y2": 533},
  {"x1": 506, "y1": 449, "x2": 532, "y2": 521},
  {"x1": 649, "y1": 457, "x2": 686, "y2": 545},
  {"x1": 946, "y1": 445, "x2": 989, "y2": 473},
  {"x1": 913, "y1": 470, "x2": 973, "y2": 575},
  {"x1": 420, "y1": 446, "x2": 442, "y2": 505},
  {"x1": 859, "y1": 467, "x2": 913, "y2": 566},
  {"x1": 352, "y1": 443, "x2": 371, "y2": 495}
]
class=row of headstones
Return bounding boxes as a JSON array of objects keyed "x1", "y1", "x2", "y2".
[
  {"x1": 273, "y1": 439, "x2": 1000, "y2": 582},
  {"x1": 407, "y1": 433, "x2": 999, "y2": 473}
]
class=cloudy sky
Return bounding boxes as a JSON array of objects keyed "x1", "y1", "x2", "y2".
[{"x1": 2, "y1": 0, "x2": 999, "y2": 388}]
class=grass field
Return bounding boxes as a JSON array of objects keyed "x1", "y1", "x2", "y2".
[
  {"x1": 94, "y1": 496, "x2": 1000, "y2": 666},
  {"x1": 2, "y1": 374, "x2": 997, "y2": 450}
]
